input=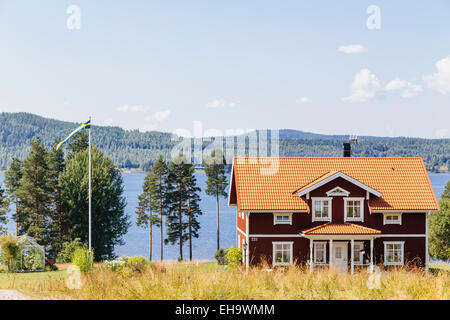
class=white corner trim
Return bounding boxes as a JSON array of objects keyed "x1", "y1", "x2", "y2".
[{"x1": 297, "y1": 171, "x2": 381, "y2": 198}]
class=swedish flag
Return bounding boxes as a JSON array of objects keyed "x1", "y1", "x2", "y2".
[{"x1": 56, "y1": 119, "x2": 91, "y2": 150}]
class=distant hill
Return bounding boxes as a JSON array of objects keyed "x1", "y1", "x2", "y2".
[{"x1": 0, "y1": 112, "x2": 449, "y2": 173}]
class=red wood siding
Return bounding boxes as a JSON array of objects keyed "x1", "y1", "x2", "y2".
[{"x1": 243, "y1": 176, "x2": 427, "y2": 267}]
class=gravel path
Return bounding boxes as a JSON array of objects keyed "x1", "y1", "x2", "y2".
[{"x1": 0, "y1": 289, "x2": 31, "y2": 300}]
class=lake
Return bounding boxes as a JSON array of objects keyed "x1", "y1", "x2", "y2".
[{"x1": 0, "y1": 173, "x2": 449, "y2": 261}]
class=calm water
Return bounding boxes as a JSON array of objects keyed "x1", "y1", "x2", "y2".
[{"x1": 0, "y1": 173, "x2": 449, "y2": 261}]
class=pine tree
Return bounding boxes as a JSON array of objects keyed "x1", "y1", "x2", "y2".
[
  {"x1": 66, "y1": 130, "x2": 89, "y2": 160},
  {"x1": 136, "y1": 168, "x2": 161, "y2": 261},
  {"x1": 47, "y1": 141, "x2": 68, "y2": 256},
  {"x1": 442, "y1": 180, "x2": 450, "y2": 199},
  {"x1": 59, "y1": 146, "x2": 129, "y2": 260},
  {"x1": 0, "y1": 186, "x2": 9, "y2": 234},
  {"x1": 165, "y1": 155, "x2": 190, "y2": 261},
  {"x1": 150, "y1": 155, "x2": 169, "y2": 261},
  {"x1": 4, "y1": 158, "x2": 23, "y2": 236},
  {"x1": 184, "y1": 164, "x2": 202, "y2": 261},
  {"x1": 16, "y1": 137, "x2": 51, "y2": 245},
  {"x1": 204, "y1": 149, "x2": 228, "y2": 250}
]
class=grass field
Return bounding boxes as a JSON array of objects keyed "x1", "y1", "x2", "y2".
[{"x1": 0, "y1": 262, "x2": 447, "y2": 300}]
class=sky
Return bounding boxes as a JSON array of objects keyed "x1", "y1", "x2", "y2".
[{"x1": 0, "y1": 0, "x2": 449, "y2": 138}]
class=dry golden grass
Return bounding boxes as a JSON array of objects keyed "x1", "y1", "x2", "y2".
[{"x1": 11, "y1": 262, "x2": 450, "y2": 300}]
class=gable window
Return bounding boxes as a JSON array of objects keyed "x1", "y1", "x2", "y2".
[
  {"x1": 273, "y1": 213, "x2": 292, "y2": 225},
  {"x1": 344, "y1": 198, "x2": 364, "y2": 222},
  {"x1": 272, "y1": 242, "x2": 293, "y2": 266},
  {"x1": 312, "y1": 198, "x2": 332, "y2": 222},
  {"x1": 383, "y1": 213, "x2": 402, "y2": 225},
  {"x1": 384, "y1": 242, "x2": 404, "y2": 266},
  {"x1": 353, "y1": 242, "x2": 364, "y2": 265},
  {"x1": 314, "y1": 242, "x2": 327, "y2": 265}
]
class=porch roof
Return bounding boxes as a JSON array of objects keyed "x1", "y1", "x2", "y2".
[{"x1": 301, "y1": 222, "x2": 381, "y2": 236}]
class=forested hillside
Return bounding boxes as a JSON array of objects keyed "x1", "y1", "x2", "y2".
[{"x1": 0, "y1": 112, "x2": 449, "y2": 172}]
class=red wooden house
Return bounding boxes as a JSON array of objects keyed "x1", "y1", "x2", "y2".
[{"x1": 228, "y1": 154, "x2": 440, "y2": 273}]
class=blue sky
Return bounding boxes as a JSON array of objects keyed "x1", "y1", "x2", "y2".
[{"x1": 0, "y1": 0, "x2": 449, "y2": 138}]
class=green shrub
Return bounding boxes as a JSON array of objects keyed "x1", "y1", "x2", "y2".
[
  {"x1": 126, "y1": 256, "x2": 148, "y2": 273},
  {"x1": 214, "y1": 248, "x2": 228, "y2": 265},
  {"x1": 225, "y1": 246, "x2": 242, "y2": 267},
  {"x1": 71, "y1": 247, "x2": 93, "y2": 273},
  {"x1": 56, "y1": 238, "x2": 85, "y2": 263},
  {"x1": 0, "y1": 234, "x2": 21, "y2": 272}
]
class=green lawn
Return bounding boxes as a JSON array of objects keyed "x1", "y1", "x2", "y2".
[
  {"x1": 429, "y1": 264, "x2": 450, "y2": 272},
  {"x1": 0, "y1": 269, "x2": 68, "y2": 290}
]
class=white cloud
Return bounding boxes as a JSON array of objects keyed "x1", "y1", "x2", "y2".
[
  {"x1": 205, "y1": 99, "x2": 237, "y2": 109},
  {"x1": 384, "y1": 79, "x2": 423, "y2": 98},
  {"x1": 436, "y1": 128, "x2": 449, "y2": 138},
  {"x1": 117, "y1": 105, "x2": 145, "y2": 112},
  {"x1": 338, "y1": 44, "x2": 368, "y2": 54},
  {"x1": 423, "y1": 56, "x2": 450, "y2": 94},
  {"x1": 103, "y1": 119, "x2": 114, "y2": 126},
  {"x1": 342, "y1": 69, "x2": 381, "y2": 103},
  {"x1": 142, "y1": 109, "x2": 171, "y2": 131},
  {"x1": 296, "y1": 97, "x2": 310, "y2": 104}
]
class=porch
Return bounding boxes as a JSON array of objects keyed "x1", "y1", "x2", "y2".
[{"x1": 300, "y1": 223, "x2": 382, "y2": 274}]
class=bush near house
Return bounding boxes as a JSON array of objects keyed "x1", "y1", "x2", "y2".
[{"x1": 71, "y1": 247, "x2": 93, "y2": 273}]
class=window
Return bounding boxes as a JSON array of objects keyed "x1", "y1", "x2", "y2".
[
  {"x1": 345, "y1": 198, "x2": 364, "y2": 222},
  {"x1": 312, "y1": 198, "x2": 332, "y2": 221},
  {"x1": 272, "y1": 242, "x2": 293, "y2": 266},
  {"x1": 314, "y1": 242, "x2": 327, "y2": 264},
  {"x1": 273, "y1": 213, "x2": 292, "y2": 225},
  {"x1": 383, "y1": 213, "x2": 402, "y2": 225},
  {"x1": 353, "y1": 242, "x2": 364, "y2": 265},
  {"x1": 238, "y1": 234, "x2": 240, "y2": 248},
  {"x1": 384, "y1": 242, "x2": 404, "y2": 266}
]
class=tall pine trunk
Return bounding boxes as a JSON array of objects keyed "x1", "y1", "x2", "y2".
[
  {"x1": 178, "y1": 184, "x2": 183, "y2": 260},
  {"x1": 188, "y1": 197, "x2": 192, "y2": 261},
  {"x1": 15, "y1": 198, "x2": 18, "y2": 237},
  {"x1": 160, "y1": 196, "x2": 163, "y2": 261},
  {"x1": 216, "y1": 192, "x2": 220, "y2": 250},
  {"x1": 149, "y1": 218, "x2": 152, "y2": 261}
]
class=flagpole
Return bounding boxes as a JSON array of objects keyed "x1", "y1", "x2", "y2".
[{"x1": 88, "y1": 116, "x2": 92, "y2": 264}]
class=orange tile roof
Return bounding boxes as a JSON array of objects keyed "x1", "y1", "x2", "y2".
[
  {"x1": 302, "y1": 223, "x2": 381, "y2": 235},
  {"x1": 230, "y1": 157, "x2": 440, "y2": 212}
]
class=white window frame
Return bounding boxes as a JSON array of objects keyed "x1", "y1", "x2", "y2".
[
  {"x1": 272, "y1": 241, "x2": 293, "y2": 266},
  {"x1": 312, "y1": 197, "x2": 332, "y2": 222},
  {"x1": 273, "y1": 213, "x2": 293, "y2": 225},
  {"x1": 383, "y1": 213, "x2": 402, "y2": 225},
  {"x1": 344, "y1": 197, "x2": 365, "y2": 222},
  {"x1": 238, "y1": 234, "x2": 241, "y2": 248},
  {"x1": 313, "y1": 241, "x2": 327, "y2": 265},
  {"x1": 384, "y1": 241, "x2": 404, "y2": 266},
  {"x1": 353, "y1": 241, "x2": 364, "y2": 265}
]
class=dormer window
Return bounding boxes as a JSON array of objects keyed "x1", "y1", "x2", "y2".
[
  {"x1": 344, "y1": 198, "x2": 364, "y2": 222},
  {"x1": 312, "y1": 198, "x2": 332, "y2": 222}
]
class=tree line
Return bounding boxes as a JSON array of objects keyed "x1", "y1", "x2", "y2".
[
  {"x1": 1, "y1": 112, "x2": 449, "y2": 173},
  {"x1": 136, "y1": 150, "x2": 228, "y2": 261},
  {"x1": 0, "y1": 131, "x2": 129, "y2": 261}
]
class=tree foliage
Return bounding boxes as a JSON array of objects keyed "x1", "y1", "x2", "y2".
[{"x1": 59, "y1": 146, "x2": 129, "y2": 261}]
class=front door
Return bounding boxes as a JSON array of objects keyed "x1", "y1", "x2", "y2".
[{"x1": 332, "y1": 242, "x2": 348, "y2": 273}]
